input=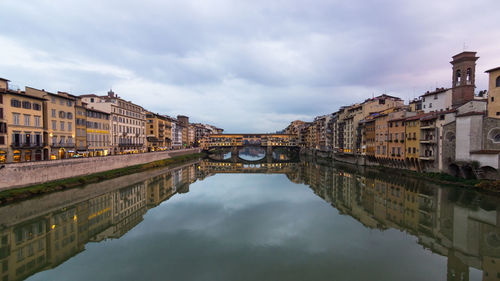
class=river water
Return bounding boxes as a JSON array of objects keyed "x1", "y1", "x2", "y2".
[{"x1": 0, "y1": 156, "x2": 499, "y2": 281}]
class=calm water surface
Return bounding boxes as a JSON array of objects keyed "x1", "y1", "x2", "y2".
[{"x1": 1, "y1": 157, "x2": 499, "y2": 281}]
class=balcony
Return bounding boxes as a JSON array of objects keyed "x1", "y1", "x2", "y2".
[
  {"x1": 420, "y1": 138, "x2": 435, "y2": 144},
  {"x1": 420, "y1": 125, "x2": 436, "y2": 130},
  {"x1": 51, "y1": 143, "x2": 75, "y2": 148},
  {"x1": 419, "y1": 155, "x2": 435, "y2": 161},
  {"x1": 118, "y1": 143, "x2": 144, "y2": 147},
  {"x1": 11, "y1": 142, "x2": 46, "y2": 148}
]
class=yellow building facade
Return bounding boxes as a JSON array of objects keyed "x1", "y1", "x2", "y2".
[
  {"x1": 26, "y1": 88, "x2": 77, "y2": 160},
  {"x1": 86, "y1": 108, "x2": 110, "y2": 156},
  {"x1": 146, "y1": 113, "x2": 168, "y2": 151},
  {"x1": 486, "y1": 67, "x2": 500, "y2": 118},
  {"x1": 3, "y1": 89, "x2": 46, "y2": 162},
  {"x1": 405, "y1": 116, "x2": 421, "y2": 161}
]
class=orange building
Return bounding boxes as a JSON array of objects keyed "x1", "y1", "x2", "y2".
[
  {"x1": 363, "y1": 119, "x2": 376, "y2": 157},
  {"x1": 374, "y1": 113, "x2": 389, "y2": 158},
  {"x1": 388, "y1": 117, "x2": 406, "y2": 160}
]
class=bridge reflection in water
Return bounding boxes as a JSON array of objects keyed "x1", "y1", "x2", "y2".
[{"x1": 0, "y1": 157, "x2": 499, "y2": 281}]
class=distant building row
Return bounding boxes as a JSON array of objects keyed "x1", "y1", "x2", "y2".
[
  {"x1": 0, "y1": 80, "x2": 222, "y2": 163},
  {"x1": 284, "y1": 51, "x2": 500, "y2": 177}
]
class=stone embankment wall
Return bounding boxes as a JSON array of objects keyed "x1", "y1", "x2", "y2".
[
  {"x1": 0, "y1": 160, "x2": 199, "y2": 227},
  {"x1": 0, "y1": 148, "x2": 201, "y2": 190}
]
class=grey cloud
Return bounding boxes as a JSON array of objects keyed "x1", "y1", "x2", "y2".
[{"x1": 1, "y1": 0, "x2": 499, "y2": 132}]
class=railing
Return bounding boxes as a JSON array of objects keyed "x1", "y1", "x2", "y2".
[
  {"x1": 11, "y1": 142, "x2": 46, "y2": 148},
  {"x1": 118, "y1": 143, "x2": 144, "y2": 147},
  {"x1": 51, "y1": 143, "x2": 75, "y2": 148}
]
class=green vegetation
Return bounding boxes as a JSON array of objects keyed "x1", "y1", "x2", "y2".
[
  {"x1": 375, "y1": 166, "x2": 485, "y2": 188},
  {"x1": 0, "y1": 153, "x2": 205, "y2": 205}
]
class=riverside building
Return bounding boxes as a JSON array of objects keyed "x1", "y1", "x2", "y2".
[
  {"x1": 86, "y1": 107, "x2": 111, "y2": 156},
  {"x1": 26, "y1": 88, "x2": 77, "y2": 160},
  {"x1": 81, "y1": 90, "x2": 146, "y2": 155},
  {"x1": 2, "y1": 83, "x2": 46, "y2": 162},
  {"x1": 75, "y1": 98, "x2": 87, "y2": 155}
]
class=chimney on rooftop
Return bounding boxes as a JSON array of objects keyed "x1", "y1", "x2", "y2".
[{"x1": 108, "y1": 89, "x2": 115, "y2": 98}]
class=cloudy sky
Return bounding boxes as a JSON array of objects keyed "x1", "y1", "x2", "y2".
[{"x1": 1, "y1": 0, "x2": 499, "y2": 132}]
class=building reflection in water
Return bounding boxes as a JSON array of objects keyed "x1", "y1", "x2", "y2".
[{"x1": 0, "y1": 159, "x2": 498, "y2": 281}]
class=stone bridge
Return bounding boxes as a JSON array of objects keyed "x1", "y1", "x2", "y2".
[{"x1": 201, "y1": 133, "x2": 300, "y2": 163}]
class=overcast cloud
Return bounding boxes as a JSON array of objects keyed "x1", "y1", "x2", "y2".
[{"x1": 1, "y1": 0, "x2": 499, "y2": 132}]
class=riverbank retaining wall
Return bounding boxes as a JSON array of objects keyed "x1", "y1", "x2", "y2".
[{"x1": 0, "y1": 148, "x2": 201, "y2": 190}]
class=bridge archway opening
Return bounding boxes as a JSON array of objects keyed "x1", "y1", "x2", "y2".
[
  {"x1": 207, "y1": 148, "x2": 232, "y2": 161},
  {"x1": 238, "y1": 147, "x2": 266, "y2": 161}
]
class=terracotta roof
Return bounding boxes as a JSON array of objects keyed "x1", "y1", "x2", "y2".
[
  {"x1": 420, "y1": 88, "x2": 450, "y2": 97},
  {"x1": 456, "y1": 111, "x2": 485, "y2": 118},
  {"x1": 79, "y1": 94, "x2": 99, "y2": 98},
  {"x1": 1, "y1": 89, "x2": 48, "y2": 101},
  {"x1": 0, "y1": 77, "x2": 10, "y2": 82},
  {"x1": 485, "y1": 66, "x2": 500, "y2": 73},
  {"x1": 470, "y1": 150, "x2": 500, "y2": 155}
]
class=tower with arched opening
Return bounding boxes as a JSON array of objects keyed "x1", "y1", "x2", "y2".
[{"x1": 450, "y1": 51, "x2": 479, "y2": 107}]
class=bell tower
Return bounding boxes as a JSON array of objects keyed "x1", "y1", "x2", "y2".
[{"x1": 450, "y1": 51, "x2": 479, "y2": 107}]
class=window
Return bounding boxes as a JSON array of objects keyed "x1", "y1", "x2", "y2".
[
  {"x1": 59, "y1": 111, "x2": 66, "y2": 118},
  {"x1": 67, "y1": 112, "x2": 73, "y2": 119},
  {"x1": 66, "y1": 100, "x2": 72, "y2": 107},
  {"x1": 0, "y1": 108, "x2": 2, "y2": 119},
  {"x1": 492, "y1": 97, "x2": 495, "y2": 102},
  {"x1": 429, "y1": 103, "x2": 432, "y2": 108},
  {"x1": 51, "y1": 96, "x2": 56, "y2": 103},
  {"x1": 60, "y1": 121, "x2": 65, "y2": 131},
  {"x1": 22, "y1": 101, "x2": 31, "y2": 109},
  {"x1": 68, "y1": 122, "x2": 72, "y2": 131},
  {"x1": 51, "y1": 109, "x2": 56, "y2": 117},
  {"x1": 11, "y1": 99, "x2": 21, "y2": 107},
  {"x1": 13, "y1": 113, "x2": 20, "y2": 125},
  {"x1": 497, "y1": 112, "x2": 500, "y2": 116},
  {"x1": 90, "y1": 98, "x2": 94, "y2": 103},
  {"x1": 456, "y1": 69, "x2": 461, "y2": 86},
  {"x1": 496, "y1": 76, "x2": 500, "y2": 87},
  {"x1": 33, "y1": 103, "x2": 41, "y2": 110},
  {"x1": 23, "y1": 115, "x2": 30, "y2": 126},
  {"x1": 52, "y1": 120, "x2": 57, "y2": 130},
  {"x1": 466, "y1": 68, "x2": 471, "y2": 84},
  {"x1": 434, "y1": 94, "x2": 438, "y2": 100}
]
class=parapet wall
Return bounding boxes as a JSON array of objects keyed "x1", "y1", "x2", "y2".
[{"x1": 0, "y1": 148, "x2": 201, "y2": 190}]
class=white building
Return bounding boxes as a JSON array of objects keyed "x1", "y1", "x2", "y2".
[
  {"x1": 420, "y1": 88, "x2": 452, "y2": 113},
  {"x1": 81, "y1": 90, "x2": 146, "y2": 154}
]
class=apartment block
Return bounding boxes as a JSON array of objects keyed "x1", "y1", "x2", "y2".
[{"x1": 81, "y1": 91, "x2": 146, "y2": 154}]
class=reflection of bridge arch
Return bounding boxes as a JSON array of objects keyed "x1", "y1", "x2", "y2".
[
  {"x1": 198, "y1": 160, "x2": 298, "y2": 175},
  {"x1": 207, "y1": 145, "x2": 299, "y2": 164}
]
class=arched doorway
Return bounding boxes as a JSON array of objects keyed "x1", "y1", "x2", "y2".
[
  {"x1": 59, "y1": 148, "x2": 66, "y2": 159},
  {"x1": 13, "y1": 150, "x2": 21, "y2": 163},
  {"x1": 0, "y1": 151, "x2": 6, "y2": 163},
  {"x1": 25, "y1": 150, "x2": 31, "y2": 162}
]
